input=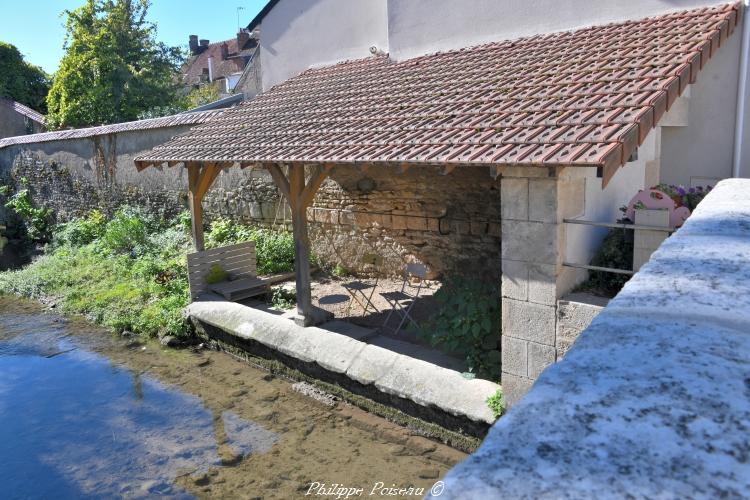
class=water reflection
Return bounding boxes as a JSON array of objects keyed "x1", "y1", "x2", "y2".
[{"x1": 0, "y1": 311, "x2": 278, "y2": 499}]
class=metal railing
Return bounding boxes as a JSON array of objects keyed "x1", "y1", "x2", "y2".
[{"x1": 562, "y1": 218, "x2": 674, "y2": 276}]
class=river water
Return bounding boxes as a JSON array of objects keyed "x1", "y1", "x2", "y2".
[{"x1": 0, "y1": 296, "x2": 464, "y2": 499}]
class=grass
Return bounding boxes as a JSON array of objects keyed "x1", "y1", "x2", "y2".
[{"x1": 0, "y1": 209, "x2": 295, "y2": 339}]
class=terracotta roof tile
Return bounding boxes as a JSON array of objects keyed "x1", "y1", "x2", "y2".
[{"x1": 136, "y1": 2, "x2": 742, "y2": 183}]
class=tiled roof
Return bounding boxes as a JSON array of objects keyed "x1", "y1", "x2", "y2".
[
  {"x1": 0, "y1": 98, "x2": 45, "y2": 125},
  {"x1": 0, "y1": 110, "x2": 224, "y2": 149},
  {"x1": 183, "y1": 38, "x2": 256, "y2": 87},
  {"x1": 136, "y1": 3, "x2": 742, "y2": 185}
]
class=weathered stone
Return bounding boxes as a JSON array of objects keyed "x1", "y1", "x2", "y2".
[
  {"x1": 527, "y1": 263, "x2": 557, "y2": 306},
  {"x1": 501, "y1": 221, "x2": 559, "y2": 265},
  {"x1": 498, "y1": 372, "x2": 533, "y2": 408},
  {"x1": 526, "y1": 342, "x2": 556, "y2": 379},
  {"x1": 500, "y1": 335, "x2": 527, "y2": 377},
  {"x1": 501, "y1": 299, "x2": 556, "y2": 346},
  {"x1": 501, "y1": 260, "x2": 528, "y2": 301},
  {"x1": 528, "y1": 178, "x2": 557, "y2": 223},
  {"x1": 500, "y1": 178, "x2": 529, "y2": 221}
]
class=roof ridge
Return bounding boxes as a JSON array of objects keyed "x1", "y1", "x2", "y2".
[{"x1": 0, "y1": 110, "x2": 224, "y2": 149}]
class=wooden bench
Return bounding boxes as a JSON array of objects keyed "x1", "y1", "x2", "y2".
[{"x1": 187, "y1": 241, "x2": 270, "y2": 302}]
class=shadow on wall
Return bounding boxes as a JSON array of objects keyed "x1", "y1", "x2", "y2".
[{"x1": 308, "y1": 165, "x2": 502, "y2": 279}]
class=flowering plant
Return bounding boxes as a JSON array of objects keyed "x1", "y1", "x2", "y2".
[{"x1": 651, "y1": 183, "x2": 712, "y2": 211}]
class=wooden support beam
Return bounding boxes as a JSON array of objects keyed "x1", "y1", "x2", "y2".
[
  {"x1": 264, "y1": 163, "x2": 332, "y2": 326},
  {"x1": 195, "y1": 163, "x2": 221, "y2": 200},
  {"x1": 267, "y1": 163, "x2": 291, "y2": 202},
  {"x1": 300, "y1": 164, "x2": 332, "y2": 208},
  {"x1": 187, "y1": 162, "x2": 205, "y2": 251}
]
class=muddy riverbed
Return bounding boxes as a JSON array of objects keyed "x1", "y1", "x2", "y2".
[{"x1": 0, "y1": 296, "x2": 465, "y2": 499}]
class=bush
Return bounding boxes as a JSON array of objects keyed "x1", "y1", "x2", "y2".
[
  {"x1": 3, "y1": 187, "x2": 53, "y2": 243},
  {"x1": 417, "y1": 277, "x2": 501, "y2": 380},
  {"x1": 0, "y1": 210, "x2": 298, "y2": 339},
  {"x1": 0, "y1": 210, "x2": 190, "y2": 338},
  {"x1": 206, "y1": 217, "x2": 295, "y2": 275},
  {"x1": 578, "y1": 228, "x2": 633, "y2": 296},
  {"x1": 54, "y1": 209, "x2": 106, "y2": 247},
  {"x1": 101, "y1": 209, "x2": 149, "y2": 254}
]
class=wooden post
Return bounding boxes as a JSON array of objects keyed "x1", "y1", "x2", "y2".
[
  {"x1": 267, "y1": 163, "x2": 332, "y2": 326},
  {"x1": 187, "y1": 162, "x2": 221, "y2": 252}
]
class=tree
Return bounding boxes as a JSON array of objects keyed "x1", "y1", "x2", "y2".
[
  {"x1": 0, "y1": 42, "x2": 51, "y2": 113},
  {"x1": 46, "y1": 0, "x2": 185, "y2": 129}
]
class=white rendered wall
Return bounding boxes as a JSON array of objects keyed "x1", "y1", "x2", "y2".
[
  {"x1": 661, "y1": 30, "x2": 744, "y2": 187},
  {"x1": 563, "y1": 132, "x2": 654, "y2": 278},
  {"x1": 386, "y1": 0, "x2": 730, "y2": 61},
  {"x1": 257, "y1": 0, "x2": 388, "y2": 91}
]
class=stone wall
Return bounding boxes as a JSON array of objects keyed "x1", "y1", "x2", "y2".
[
  {"x1": 0, "y1": 128, "x2": 502, "y2": 278},
  {"x1": 436, "y1": 178, "x2": 750, "y2": 498}
]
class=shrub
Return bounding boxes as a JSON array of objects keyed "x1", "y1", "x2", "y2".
[
  {"x1": 577, "y1": 228, "x2": 633, "y2": 296},
  {"x1": 206, "y1": 218, "x2": 295, "y2": 275},
  {"x1": 418, "y1": 277, "x2": 501, "y2": 380},
  {"x1": 4, "y1": 187, "x2": 53, "y2": 242},
  {"x1": 54, "y1": 209, "x2": 106, "y2": 247},
  {"x1": 101, "y1": 209, "x2": 148, "y2": 254}
]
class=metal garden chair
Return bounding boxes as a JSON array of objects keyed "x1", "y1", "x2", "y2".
[
  {"x1": 342, "y1": 254, "x2": 383, "y2": 317},
  {"x1": 380, "y1": 263, "x2": 428, "y2": 334}
]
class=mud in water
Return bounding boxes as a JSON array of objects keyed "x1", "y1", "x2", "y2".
[{"x1": 0, "y1": 296, "x2": 465, "y2": 499}]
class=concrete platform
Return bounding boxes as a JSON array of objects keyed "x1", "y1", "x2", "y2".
[{"x1": 186, "y1": 299, "x2": 500, "y2": 434}]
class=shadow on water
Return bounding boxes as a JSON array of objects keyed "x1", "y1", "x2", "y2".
[{"x1": 0, "y1": 307, "x2": 277, "y2": 499}]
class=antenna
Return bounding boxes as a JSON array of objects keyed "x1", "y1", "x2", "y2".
[{"x1": 236, "y1": 6, "x2": 245, "y2": 32}]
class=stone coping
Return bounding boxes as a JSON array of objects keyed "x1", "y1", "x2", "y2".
[
  {"x1": 185, "y1": 300, "x2": 499, "y2": 426},
  {"x1": 435, "y1": 178, "x2": 750, "y2": 498}
]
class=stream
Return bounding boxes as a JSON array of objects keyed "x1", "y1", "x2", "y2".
[{"x1": 0, "y1": 296, "x2": 464, "y2": 499}]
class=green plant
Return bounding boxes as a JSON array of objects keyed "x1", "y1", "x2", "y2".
[
  {"x1": 332, "y1": 263, "x2": 349, "y2": 277},
  {"x1": 0, "y1": 211, "x2": 193, "y2": 339},
  {"x1": 486, "y1": 389, "x2": 503, "y2": 419},
  {"x1": 418, "y1": 277, "x2": 501, "y2": 379},
  {"x1": 206, "y1": 218, "x2": 295, "y2": 275},
  {"x1": 270, "y1": 286, "x2": 296, "y2": 310},
  {"x1": 205, "y1": 264, "x2": 228, "y2": 284},
  {"x1": 101, "y1": 209, "x2": 148, "y2": 254},
  {"x1": 577, "y1": 228, "x2": 633, "y2": 296},
  {"x1": 54, "y1": 209, "x2": 106, "y2": 247},
  {"x1": 4, "y1": 188, "x2": 53, "y2": 242}
]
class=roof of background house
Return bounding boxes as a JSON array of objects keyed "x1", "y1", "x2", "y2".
[
  {"x1": 0, "y1": 110, "x2": 224, "y2": 149},
  {"x1": 186, "y1": 93, "x2": 245, "y2": 113},
  {"x1": 137, "y1": 2, "x2": 742, "y2": 186},
  {"x1": 0, "y1": 98, "x2": 45, "y2": 125},
  {"x1": 183, "y1": 38, "x2": 257, "y2": 87}
]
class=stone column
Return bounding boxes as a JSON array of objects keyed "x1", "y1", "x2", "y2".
[{"x1": 500, "y1": 168, "x2": 584, "y2": 407}]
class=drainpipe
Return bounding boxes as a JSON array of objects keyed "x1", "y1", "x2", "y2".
[
  {"x1": 208, "y1": 56, "x2": 214, "y2": 83},
  {"x1": 733, "y1": 1, "x2": 750, "y2": 178}
]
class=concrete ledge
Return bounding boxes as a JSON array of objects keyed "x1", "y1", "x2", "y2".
[
  {"x1": 186, "y1": 301, "x2": 499, "y2": 434},
  {"x1": 436, "y1": 178, "x2": 750, "y2": 498}
]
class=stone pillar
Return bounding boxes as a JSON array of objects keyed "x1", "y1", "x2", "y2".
[{"x1": 500, "y1": 169, "x2": 584, "y2": 407}]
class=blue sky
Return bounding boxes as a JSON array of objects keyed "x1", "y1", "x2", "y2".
[{"x1": 0, "y1": 0, "x2": 268, "y2": 74}]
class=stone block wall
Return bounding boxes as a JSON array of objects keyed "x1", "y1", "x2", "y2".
[
  {"x1": 499, "y1": 168, "x2": 584, "y2": 406},
  {"x1": 0, "y1": 129, "x2": 502, "y2": 278}
]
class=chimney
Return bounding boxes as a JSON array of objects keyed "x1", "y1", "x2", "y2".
[
  {"x1": 189, "y1": 35, "x2": 198, "y2": 55},
  {"x1": 237, "y1": 29, "x2": 250, "y2": 50},
  {"x1": 199, "y1": 39, "x2": 209, "y2": 53},
  {"x1": 220, "y1": 42, "x2": 229, "y2": 60}
]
